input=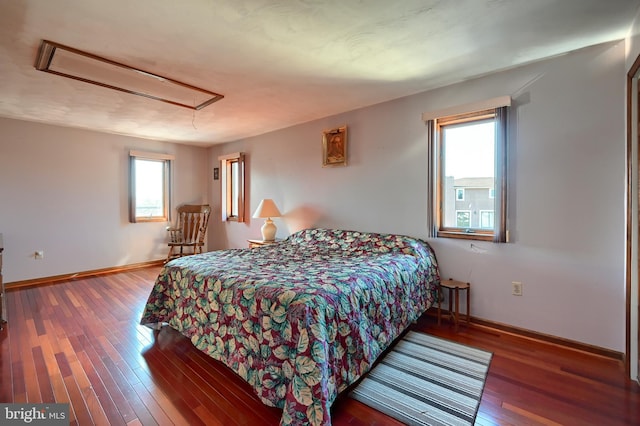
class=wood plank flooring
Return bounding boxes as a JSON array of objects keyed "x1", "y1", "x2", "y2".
[{"x1": 1, "y1": 266, "x2": 638, "y2": 425}]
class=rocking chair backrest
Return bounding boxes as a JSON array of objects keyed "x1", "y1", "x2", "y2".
[{"x1": 175, "y1": 204, "x2": 211, "y2": 244}]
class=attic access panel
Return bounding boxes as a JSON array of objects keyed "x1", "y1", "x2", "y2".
[{"x1": 34, "y1": 40, "x2": 224, "y2": 110}]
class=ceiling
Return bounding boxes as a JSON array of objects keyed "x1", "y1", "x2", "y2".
[{"x1": 0, "y1": 0, "x2": 638, "y2": 147}]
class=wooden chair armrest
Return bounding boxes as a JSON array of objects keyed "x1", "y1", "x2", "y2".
[{"x1": 167, "y1": 228, "x2": 183, "y2": 243}]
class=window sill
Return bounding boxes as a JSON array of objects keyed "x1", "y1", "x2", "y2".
[{"x1": 436, "y1": 230, "x2": 494, "y2": 241}]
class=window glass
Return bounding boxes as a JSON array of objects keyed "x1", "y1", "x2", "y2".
[
  {"x1": 129, "y1": 151, "x2": 172, "y2": 223},
  {"x1": 442, "y1": 118, "x2": 494, "y2": 231},
  {"x1": 134, "y1": 159, "x2": 165, "y2": 218},
  {"x1": 230, "y1": 159, "x2": 240, "y2": 217}
]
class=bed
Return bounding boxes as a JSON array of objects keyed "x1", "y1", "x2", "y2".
[{"x1": 140, "y1": 228, "x2": 440, "y2": 425}]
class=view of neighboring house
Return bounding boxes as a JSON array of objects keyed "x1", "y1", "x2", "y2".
[{"x1": 444, "y1": 176, "x2": 494, "y2": 229}]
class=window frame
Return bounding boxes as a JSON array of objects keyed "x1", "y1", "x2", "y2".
[
  {"x1": 433, "y1": 108, "x2": 507, "y2": 241},
  {"x1": 219, "y1": 152, "x2": 245, "y2": 222},
  {"x1": 129, "y1": 150, "x2": 173, "y2": 223}
]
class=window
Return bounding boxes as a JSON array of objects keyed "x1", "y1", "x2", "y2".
[
  {"x1": 426, "y1": 103, "x2": 508, "y2": 242},
  {"x1": 129, "y1": 150, "x2": 173, "y2": 223},
  {"x1": 479, "y1": 210, "x2": 495, "y2": 228},
  {"x1": 219, "y1": 152, "x2": 245, "y2": 222},
  {"x1": 456, "y1": 210, "x2": 471, "y2": 227}
]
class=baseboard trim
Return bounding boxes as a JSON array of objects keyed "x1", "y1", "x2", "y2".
[
  {"x1": 425, "y1": 308, "x2": 623, "y2": 361},
  {"x1": 7, "y1": 269, "x2": 625, "y2": 362},
  {"x1": 470, "y1": 316, "x2": 624, "y2": 361},
  {"x1": 5, "y1": 259, "x2": 165, "y2": 290}
]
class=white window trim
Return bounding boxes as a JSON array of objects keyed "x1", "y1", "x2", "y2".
[{"x1": 422, "y1": 95, "x2": 511, "y2": 121}]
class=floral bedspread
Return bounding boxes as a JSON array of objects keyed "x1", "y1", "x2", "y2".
[{"x1": 140, "y1": 228, "x2": 440, "y2": 425}]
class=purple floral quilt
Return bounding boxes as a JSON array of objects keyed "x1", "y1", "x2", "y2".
[{"x1": 140, "y1": 228, "x2": 440, "y2": 425}]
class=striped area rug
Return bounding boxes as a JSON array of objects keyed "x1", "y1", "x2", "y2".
[{"x1": 350, "y1": 331, "x2": 492, "y2": 426}]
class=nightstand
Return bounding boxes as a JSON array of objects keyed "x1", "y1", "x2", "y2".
[
  {"x1": 247, "y1": 239, "x2": 282, "y2": 248},
  {"x1": 437, "y1": 278, "x2": 470, "y2": 332}
]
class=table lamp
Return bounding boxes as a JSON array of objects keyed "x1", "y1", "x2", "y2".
[{"x1": 252, "y1": 199, "x2": 281, "y2": 241}]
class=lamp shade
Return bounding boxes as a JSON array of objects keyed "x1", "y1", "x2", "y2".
[{"x1": 252, "y1": 199, "x2": 281, "y2": 218}]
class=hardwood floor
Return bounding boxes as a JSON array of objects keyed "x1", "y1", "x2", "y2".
[{"x1": 1, "y1": 266, "x2": 638, "y2": 425}]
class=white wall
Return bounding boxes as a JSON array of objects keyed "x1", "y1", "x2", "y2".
[
  {"x1": 0, "y1": 118, "x2": 209, "y2": 282},
  {"x1": 627, "y1": 6, "x2": 640, "y2": 69},
  {"x1": 209, "y1": 41, "x2": 627, "y2": 351}
]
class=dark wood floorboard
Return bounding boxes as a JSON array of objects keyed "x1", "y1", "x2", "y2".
[{"x1": 1, "y1": 266, "x2": 638, "y2": 425}]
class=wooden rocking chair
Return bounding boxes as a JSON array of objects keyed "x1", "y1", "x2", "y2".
[{"x1": 166, "y1": 204, "x2": 211, "y2": 262}]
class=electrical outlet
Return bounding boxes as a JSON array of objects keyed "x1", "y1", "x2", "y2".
[
  {"x1": 35, "y1": 250, "x2": 44, "y2": 259},
  {"x1": 512, "y1": 281, "x2": 522, "y2": 296}
]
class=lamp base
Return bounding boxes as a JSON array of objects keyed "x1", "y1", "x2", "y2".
[{"x1": 261, "y1": 218, "x2": 277, "y2": 241}]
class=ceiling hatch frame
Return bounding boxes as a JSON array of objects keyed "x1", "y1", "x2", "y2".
[{"x1": 34, "y1": 40, "x2": 224, "y2": 111}]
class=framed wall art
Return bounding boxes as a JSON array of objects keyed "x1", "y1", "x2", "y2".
[{"x1": 322, "y1": 125, "x2": 347, "y2": 167}]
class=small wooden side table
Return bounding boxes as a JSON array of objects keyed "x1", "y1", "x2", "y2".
[
  {"x1": 437, "y1": 278, "x2": 470, "y2": 332},
  {"x1": 247, "y1": 239, "x2": 282, "y2": 248}
]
